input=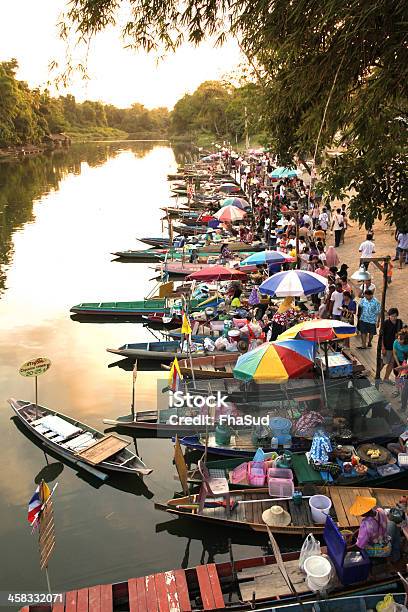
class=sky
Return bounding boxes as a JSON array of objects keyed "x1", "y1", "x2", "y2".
[{"x1": 0, "y1": 0, "x2": 243, "y2": 109}]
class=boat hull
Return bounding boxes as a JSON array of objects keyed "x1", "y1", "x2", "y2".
[{"x1": 9, "y1": 399, "x2": 152, "y2": 477}]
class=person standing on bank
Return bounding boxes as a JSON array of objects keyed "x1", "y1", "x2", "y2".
[
  {"x1": 331, "y1": 208, "x2": 344, "y2": 248},
  {"x1": 359, "y1": 234, "x2": 376, "y2": 269},
  {"x1": 357, "y1": 289, "x2": 381, "y2": 349},
  {"x1": 382, "y1": 308, "x2": 404, "y2": 384}
]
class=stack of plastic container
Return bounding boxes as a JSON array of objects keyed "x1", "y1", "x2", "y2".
[{"x1": 267, "y1": 466, "x2": 294, "y2": 497}]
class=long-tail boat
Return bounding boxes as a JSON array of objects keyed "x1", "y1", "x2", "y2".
[
  {"x1": 9, "y1": 399, "x2": 152, "y2": 478},
  {"x1": 155, "y1": 485, "x2": 407, "y2": 535},
  {"x1": 70, "y1": 295, "x2": 221, "y2": 318}
]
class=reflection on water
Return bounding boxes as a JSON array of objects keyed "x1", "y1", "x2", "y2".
[{"x1": 0, "y1": 141, "x2": 261, "y2": 596}]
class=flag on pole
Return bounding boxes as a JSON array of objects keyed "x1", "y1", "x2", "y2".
[
  {"x1": 168, "y1": 357, "x2": 183, "y2": 392},
  {"x1": 133, "y1": 359, "x2": 138, "y2": 381},
  {"x1": 181, "y1": 312, "x2": 192, "y2": 336},
  {"x1": 27, "y1": 481, "x2": 51, "y2": 527},
  {"x1": 28, "y1": 486, "x2": 42, "y2": 526}
]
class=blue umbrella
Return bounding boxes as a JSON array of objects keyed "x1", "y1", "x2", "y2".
[
  {"x1": 259, "y1": 270, "x2": 328, "y2": 297},
  {"x1": 270, "y1": 167, "x2": 298, "y2": 179},
  {"x1": 240, "y1": 251, "x2": 295, "y2": 267}
]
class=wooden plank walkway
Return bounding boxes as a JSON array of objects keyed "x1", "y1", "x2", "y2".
[{"x1": 20, "y1": 561, "x2": 227, "y2": 612}]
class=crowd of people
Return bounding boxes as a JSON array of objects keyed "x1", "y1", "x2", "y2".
[{"x1": 197, "y1": 151, "x2": 408, "y2": 409}]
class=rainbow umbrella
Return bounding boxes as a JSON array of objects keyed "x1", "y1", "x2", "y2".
[
  {"x1": 213, "y1": 205, "x2": 247, "y2": 223},
  {"x1": 233, "y1": 339, "x2": 316, "y2": 383},
  {"x1": 220, "y1": 197, "x2": 249, "y2": 210},
  {"x1": 278, "y1": 319, "x2": 356, "y2": 342}
]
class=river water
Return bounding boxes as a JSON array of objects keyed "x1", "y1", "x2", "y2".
[{"x1": 0, "y1": 142, "x2": 268, "y2": 599}]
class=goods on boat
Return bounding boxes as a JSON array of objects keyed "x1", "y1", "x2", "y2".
[{"x1": 155, "y1": 485, "x2": 407, "y2": 535}]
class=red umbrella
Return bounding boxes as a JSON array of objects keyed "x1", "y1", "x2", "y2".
[{"x1": 185, "y1": 265, "x2": 248, "y2": 282}]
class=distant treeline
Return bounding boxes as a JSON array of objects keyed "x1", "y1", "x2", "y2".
[
  {"x1": 0, "y1": 59, "x2": 263, "y2": 147},
  {"x1": 0, "y1": 59, "x2": 170, "y2": 147}
]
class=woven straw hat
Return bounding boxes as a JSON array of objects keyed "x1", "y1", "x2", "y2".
[
  {"x1": 262, "y1": 505, "x2": 291, "y2": 527},
  {"x1": 349, "y1": 496, "x2": 376, "y2": 516}
]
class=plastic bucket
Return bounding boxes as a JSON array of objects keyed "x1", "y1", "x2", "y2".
[
  {"x1": 303, "y1": 555, "x2": 331, "y2": 589},
  {"x1": 309, "y1": 495, "x2": 332, "y2": 524}
]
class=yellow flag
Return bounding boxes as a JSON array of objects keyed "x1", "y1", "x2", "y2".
[
  {"x1": 168, "y1": 356, "x2": 183, "y2": 391},
  {"x1": 181, "y1": 313, "x2": 192, "y2": 335},
  {"x1": 40, "y1": 481, "x2": 51, "y2": 503}
]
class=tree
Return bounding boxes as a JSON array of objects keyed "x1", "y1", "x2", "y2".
[{"x1": 63, "y1": 0, "x2": 408, "y2": 225}]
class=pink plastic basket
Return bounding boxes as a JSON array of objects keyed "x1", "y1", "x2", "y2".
[
  {"x1": 267, "y1": 467, "x2": 293, "y2": 481},
  {"x1": 230, "y1": 462, "x2": 248, "y2": 484},
  {"x1": 247, "y1": 461, "x2": 266, "y2": 486},
  {"x1": 268, "y1": 477, "x2": 294, "y2": 497}
]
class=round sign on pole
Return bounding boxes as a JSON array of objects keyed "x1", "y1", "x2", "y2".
[{"x1": 19, "y1": 358, "x2": 52, "y2": 378}]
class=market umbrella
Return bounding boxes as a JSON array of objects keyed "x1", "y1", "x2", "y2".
[
  {"x1": 233, "y1": 339, "x2": 316, "y2": 383},
  {"x1": 220, "y1": 197, "x2": 249, "y2": 210},
  {"x1": 219, "y1": 183, "x2": 241, "y2": 194},
  {"x1": 278, "y1": 319, "x2": 356, "y2": 342},
  {"x1": 259, "y1": 270, "x2": 328, "y2": 297},
  {"x1": 240, "y1": 251, "x2": 296, "y2": 267},
  {"x1": 185, "y1": 265, "x2": 248, "y2": 282},
  {"x1": 270, "y1": 167, "x2": 298, "y2": 179},
  {"x1": 213, "y1": 206, "x2": 247, "y2": 223}
]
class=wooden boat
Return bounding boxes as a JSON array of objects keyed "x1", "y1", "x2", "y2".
[
  {"x1": 70, "y1": 296, "x2": 215, "y2": 317},
  {"x1": 138, "y1": 236, "x2": 171, "y2": 248},
  {"x1": 106, "y1": 341, "x2": 231, "y2": 361},
  {"x1": 9, "y1": 399, "x2": 152, "y2": 477},
  {"x1": 185, "y1": 453, "x2": 408, "y2": 489},
  {"x1": 156, "y1": 261, "x2": 211, "y2": 276},
  {"x1": 102, "y1": 410, "x2": 211, "y2": 435},
  {"x1": 170, "y1": 353, "x2": 239, "y2": 378},
  {"x1": 155, "y1": 485, "x2": 407, "y2": 535},
  {"x1": 17, "y1": 550, "x2": 408, "y2": 612},
  {"x1": 113, "y1": 248, "x2": 255, "y2": 262}
]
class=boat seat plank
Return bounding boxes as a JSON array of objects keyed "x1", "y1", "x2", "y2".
[
  {"x1": 206, "y1": 564, "x2": 225, "y2": 609},
  {"x1": 340, "y1": 489, "x2": 360, "y2": 527},
  {"x1": 76, "y1": 588, "x2": 88, "y2": 612},
  {"x1": 196, "y1": 565, "x2": 216, "y2": 610},
  {"x1": 88, "y1": 585, "x2": 101, "y2": 612},
  {"x1": 65, "y1": 591, "x2": 77, "y2": 612},
  {"x1": 239, "y1": 559, "x2": 309, "y2": 601},
  {"x1": 44, "y1": 431, "x2": 59, "y2": 439},
  {"x1": 252, "y1": 499, "x2": 263, "y2": 525},
  {"x1": 375, "y1": 490, "x2": 401, "y2": 509},
  {"x1": 173, "y1": 569, "x2": 192, "y2": 611},
  {"x1": 31, "y1": 416, "x2": 49, "y2": 426},
  {"x1": 62, "y1": 432, "x2": 94, "y2": 451},
  {"x1": 128, "y1": 577, "x2": 147, "y2": 612},
  {"x1": 76, "y1": 435, "x2": 129, "y2": 465},
  {"x1": 145, "y1": 575, "x2": 159, "y2": 612},
  {"x1": 330, "y1": 487, "x2": 349, "y2": 528},
  {"x1": 244, "y1": 494, "x2": 254, "y2": 523}
]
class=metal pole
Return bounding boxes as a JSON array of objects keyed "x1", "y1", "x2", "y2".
[
  {"x1": 131, "y1": 360, "x2": 137, "y2": 421},
  {"x1": 295, "y1": 211, "x2": 300, "y2": 269},
  {"x1": 35, "y1": 376, "x2": 38, "y2": 419},
  {"x1": 376, "y1": 258, "x2": 389, "y2": 382},
  {"x1": 45, "y1": 566, "x2": 51, "y2": 594}
]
